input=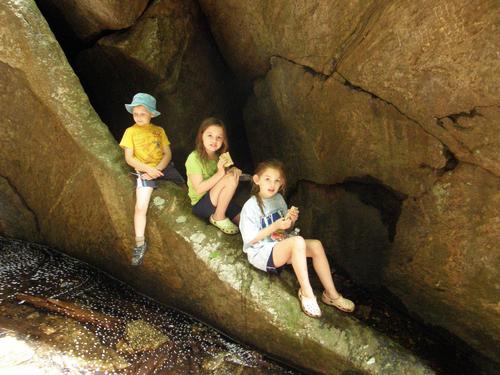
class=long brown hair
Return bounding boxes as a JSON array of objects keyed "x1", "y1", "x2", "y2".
[
  {"x1": 195, "y1": 117, "x2": 229, "y2": 162},
  {"x1": 251, "y1": 159, "x2": 287, "y2": 214}
]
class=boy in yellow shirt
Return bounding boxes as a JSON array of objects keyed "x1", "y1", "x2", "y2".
[{"x1": 119, "y1": 93, "x2": 184, "y2": 266}]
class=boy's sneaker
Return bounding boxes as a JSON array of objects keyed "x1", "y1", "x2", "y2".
[{"x1": 131, "y1": 241, "x2": 148, "y2": 266}]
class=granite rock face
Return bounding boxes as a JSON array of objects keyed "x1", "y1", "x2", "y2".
[
  {"x1": 388, "y1": 164, "x2": 500, "y2": 362},
  {"x1": 198, "y1": 0, "x2": 380, "y2": 87},
  {"x1": 75, "y1": 0, "x2": 246, "y2": 170},
  {"x1": 244, "y1": 57, "x2": 446, "y2": 196},
  {"x1": 201, "y1": 0, "x2": 500, "y2": 364},
  {"x1": 0, "y1": 1, "x2": 434, "y2": 374},
  {"x1": 36, "y1": 0, "x2": 149, "y2": 41}
]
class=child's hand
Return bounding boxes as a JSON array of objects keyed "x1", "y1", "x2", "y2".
[
  {"x1": 217, "y1": 158, "x2": 227, "y2": 173},
  {"x1": 286, "y1": 206, "x2": 299, "y2": 222},
  {"x1": 146, "y1": 166, "x2": 163, "y2": 179},
  {"x1": 273, "y1": 218, "x2": 292, "y2": 231},
  {"x1": 227, "y1": 166, "x2": 242, "y2": 179}
]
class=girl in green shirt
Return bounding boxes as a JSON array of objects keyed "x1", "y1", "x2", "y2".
[{"x1": 185, "y1": 118, "x2": 241, "y2": 234}]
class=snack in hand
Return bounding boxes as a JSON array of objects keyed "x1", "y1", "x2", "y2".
[
  {"x1": 271, "y1": 229, "x2": 287, "y2": 242},
  {"x1": 285, "y1": 206, "x2": 298, "y2": 220},
  {"x1": 220, "y1": 152, "x2": 234, "y2": 168}
]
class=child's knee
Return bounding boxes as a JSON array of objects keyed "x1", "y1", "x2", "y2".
[
  {"x1": 135, "y1": 202, "x2": 149, "y2": 215},
  {"x1": 291, "y1": 236, "x2": 306, "y2": 251},
  {"x1": 224, "y1": 173, "x2": 238, "y2": 186}
]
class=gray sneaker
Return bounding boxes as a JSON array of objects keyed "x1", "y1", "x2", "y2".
[{"x1": 131, "y1": 241, "x2": 148, "y2": 266}]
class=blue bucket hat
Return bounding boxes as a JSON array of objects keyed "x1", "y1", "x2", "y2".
[{"x1": 125, "y1": 93, "x2": 161, "y2": 117}]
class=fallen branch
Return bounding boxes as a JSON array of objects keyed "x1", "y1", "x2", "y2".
[{"x1": 15, "y1": 293, "x2": 123, "y2": 331}]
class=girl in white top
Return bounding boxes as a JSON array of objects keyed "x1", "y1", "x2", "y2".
[{"x1": 239, "y1": 160, "x2": 355, "y2": 318}]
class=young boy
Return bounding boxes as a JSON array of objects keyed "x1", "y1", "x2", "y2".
[{"x1": 119, "y1": 93, "x2": 184, "y2": 266}]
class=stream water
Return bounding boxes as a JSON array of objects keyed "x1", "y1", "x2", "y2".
[{"x1": 0, "y1": 236, "x2": 300, "y2": 374}]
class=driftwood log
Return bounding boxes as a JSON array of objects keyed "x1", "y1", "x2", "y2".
[{"x1": 15, "y1": 293, "x2": 123, "y2": 331}]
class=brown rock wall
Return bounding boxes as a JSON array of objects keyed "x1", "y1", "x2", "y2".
[
  {"x1": 36, "y1": 0, "x2": 149, "y2": 41},
  {"x1": 387, "y1": 164, "x2": 500, "y2": 361},
  {"x1": 199, "y1": 0, "x2": 381, "y2": 86},
  {"x1": 245, "y1": 57, "x2": 445, "y2": 196}
]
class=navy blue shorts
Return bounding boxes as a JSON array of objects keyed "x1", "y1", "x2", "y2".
[
  {"x1": 266, "y1": 248, "x2": 286, "y2": 275},
  {"x1": 134, "y1": 162, "x2": 185, "y2": 188},
  {"x1": 192, "y1": 192, "x2": 240, "y2": 220}
]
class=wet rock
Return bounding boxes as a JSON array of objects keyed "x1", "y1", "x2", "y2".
[
  {"x1": 116, "y1": 320, "x2": 169, "y2": 354},
  {"x1": 387, "y1": 164, "x2": 500, "y2": 362},
  {"x1": 0, "y1": 1, "x2": 434, "y2": 373},
  {"x1": 36, "y1": 0, "x2": 149, "y2": 41},
  {"x1": 245, "y1": 57, "x2": 445, "y2": 196},
  {"x1": 74, "y1": 0, "x2": 246, "y2": 169}
]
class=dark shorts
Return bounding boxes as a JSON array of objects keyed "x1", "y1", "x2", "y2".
[
  {"x1": 192, "y1": 192, "x2": 240, "y2": 220},
  {"x1": 135, "y1": 162, "x2": 185, "y2": 188},
  {"x1": 266, "y1": 248, "x2": 286, "y2": 275}
]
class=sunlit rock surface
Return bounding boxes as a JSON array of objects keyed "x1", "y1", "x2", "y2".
[
  {"x1": 0, "y1": 1, "x2": 435, "y2": 373},
  {"x1": 201, "y1": 0, "x2": 500, "y2": 364}
]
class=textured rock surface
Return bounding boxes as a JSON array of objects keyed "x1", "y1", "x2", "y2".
[
  {"x1": 336, "y1": 0, "x2": 500, "y2": 177},
  {"x1": 198, "y1": 0, "x2": 380, "y2": 87},
  {"x1": 75, "y1": 0, "x2": 246, "y2": 170},
  {"x1": 0, "y1": 177, "x2": 40, "y2": 242},
  {"x1": 388, "y1": 164, "x2": 500, "y2": 362},
  {"x1": 245, "y1": 57, "x2": 446, "y2": 196},
  {"x1": 36, "y1": 0, "x2": 149, "y2": 41},
  {"x1": 0, "y1": 1, "x2": 434, "y2": 374}
]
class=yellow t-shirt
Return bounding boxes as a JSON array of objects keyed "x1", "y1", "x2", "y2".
[
  {"x1": 185, "y1": 151, "x2": 218, "y2": 205},
  {"x1": 119, "y1": 124, "x2": 170, "y2": 167}
]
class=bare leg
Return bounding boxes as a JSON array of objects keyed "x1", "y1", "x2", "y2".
[
  {"x1": 209, "y1": 173, "x2": 239, "y2": 221},
  {"x1": 305, "y1": 239, "x2": 340, "y2": 299},
  {"x1": 134, "y1": 187, "x2": 154, "y2": 240},
  {"x1": 272, "y1": 236, "x2": 315, "y2": 298}
]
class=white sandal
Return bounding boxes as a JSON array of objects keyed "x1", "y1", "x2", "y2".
[
  {"x1": 298, "y1": 289, "x2": 322, "y2": 318},
  {"x1": 321, "y1": 291, "x2": 355, "y2": 313}
]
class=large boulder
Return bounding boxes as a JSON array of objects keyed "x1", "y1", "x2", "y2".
[
  {"x1": 36, "y1": 0, "x2": 149, "y2": 41},
  {"x1": 0, "y1": 1, "x2": 434, "y2": 374},
  {"x1": 245, "y1": 57, "x2": 446, "y2": 197},
  {"x1": 387, "y1": 164, "x2": 500, "y2": 362},
  {"x1": 75, "y1": 0, "x2": 247, "y2": 171},
  {"x1": 198, "y1": 0, "x2": 381, "y2": 87},
  {"x1": 336, "y1": 0, "x2": 500, "y2": 177},
  {"x1": 202, "y1": 0, "x2": 500, "y2": 364}
]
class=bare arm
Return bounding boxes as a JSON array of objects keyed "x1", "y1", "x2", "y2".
[
  {"x1": 249, "y1": 218, "x2": 292, "y2": 244},
  {"x1": 155, "y1": 144, "x2": 172, "y2": 171},
  {"x1": 188, "y1": 157, "x2": 227, "y2": 195},
  {"x1": 124, "y1": 148, "x2": 163, "y2": 178}
]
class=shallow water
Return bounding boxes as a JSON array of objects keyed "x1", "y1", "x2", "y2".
[{"x1": 0, "y1": 236, "x2": 300, "y2": 374}]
